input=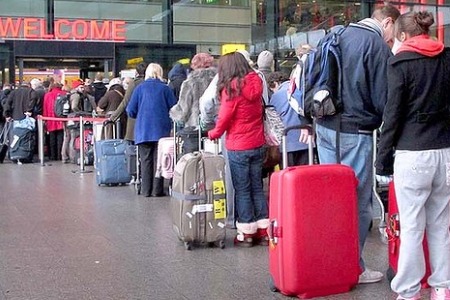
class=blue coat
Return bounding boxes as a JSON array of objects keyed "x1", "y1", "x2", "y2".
[
  {"x1": 127, "y1": 78, "x2": 177, "y2": 144},
  {"x1": 270, "y1": 81, "x2": 308, "y2": 152}
]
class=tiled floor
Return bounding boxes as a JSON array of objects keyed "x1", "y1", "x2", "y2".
[{"x1": 0, "y1": 160, "x2": 421, "y2": 300}]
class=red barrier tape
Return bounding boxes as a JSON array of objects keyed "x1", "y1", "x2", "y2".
[{"x1": 37, "y1": 115, "x2": 108, "y2": 123}]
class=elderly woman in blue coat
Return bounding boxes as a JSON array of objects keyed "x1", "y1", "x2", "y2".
[{"x1": 127, "y1": 63, "x2": 177, "y2": 197}]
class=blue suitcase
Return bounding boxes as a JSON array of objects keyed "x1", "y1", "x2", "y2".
[{"x1": 95, "y1": 139, "x2": 131, "y2": 186}]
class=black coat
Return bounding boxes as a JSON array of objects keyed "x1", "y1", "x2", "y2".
[
  {"x1": 376, "y1": 48, "x2": 450, "y2": 175},
  {"x1": 3, "y1": 86, "x2": 37, "y2": 120}
]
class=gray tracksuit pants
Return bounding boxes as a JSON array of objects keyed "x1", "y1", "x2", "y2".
[{"x1": 391, "y1": 148, "x2": 450, "y2": 298}]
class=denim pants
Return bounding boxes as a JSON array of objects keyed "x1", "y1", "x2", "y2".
[
  {"x1": 391, "y1": 149, "x2": 450, "y2": 298},
  {"x1": 227, "y1": 147, "x2": 268, "y2": 224},
  {"x1": 316, "y1": 124, "x2": 373, "y2": 270}
]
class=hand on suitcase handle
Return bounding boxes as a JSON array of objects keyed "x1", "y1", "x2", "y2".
[{"x1": 299, "y1": 129, "x2": 311, "y2": 144}]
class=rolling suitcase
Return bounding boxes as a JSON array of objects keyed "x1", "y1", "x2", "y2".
[
  {"x1": 268, "y1": 125, "x2": 360, "y2": 299},
  {"x1": 386, "y1": 181, "x2": 431, "y2": 288},
  {"x1": 94, "y1": 120, "x2": 131, "y2": 186},
  {"x1": 9, "y1": 126, "x2": 35, "y2": 163},
  {"x1": 171, "y1": 136, "x2": 226, "y2": 250},
  {"x1": 125, "y1": 144, "x2": 137, "y2": 177},
  {"x1": 155, "y1": 137, "x2": 175, "y2": 180}
]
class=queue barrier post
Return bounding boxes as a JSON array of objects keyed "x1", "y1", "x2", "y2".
[
  {"x1": 37, "y1": 116, "x2": 45, "y2": 166},
  {"x1": 79, "y1": 115, "x2": 85, "y2": 172}
]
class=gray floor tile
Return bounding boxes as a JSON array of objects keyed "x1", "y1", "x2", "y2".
[{"x1": 0, "y1": 162, "x2": 411, "y2": 300}]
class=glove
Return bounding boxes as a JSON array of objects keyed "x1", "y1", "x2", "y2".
[{"x1": 376, "y1": 175, "x2": 393, "y2": 185}]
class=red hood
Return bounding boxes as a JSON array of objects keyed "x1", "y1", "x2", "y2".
[{"x1": 397, "y1": 35, "x2": 444, "y2": 57}]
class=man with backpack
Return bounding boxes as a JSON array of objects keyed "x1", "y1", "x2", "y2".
[{"x1": 312, "y1": 5, "x2": 400, "y2": 284}]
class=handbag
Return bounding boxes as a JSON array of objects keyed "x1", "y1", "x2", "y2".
[
  {"x1": 263, "y1": 145, "x2": 281, "y2": 169},
  {"x1": 263, "y1": 104, "x2": 284, "y2": 147}
]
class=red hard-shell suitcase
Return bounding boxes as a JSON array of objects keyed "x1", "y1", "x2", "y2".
[
  {"x1": 268, "y1": 125, "x2": 360, "y2": 299},
  {"x1": 386, "y1": 181, "x2": 431, "y2": 288}
]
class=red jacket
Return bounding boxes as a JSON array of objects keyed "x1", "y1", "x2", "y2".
[
  {"x1": 208, "y1": 71, "x2": 265, "y2": 151},
  {"x1": 43, "y1": 87, "x2": 66, "y2": 132}
]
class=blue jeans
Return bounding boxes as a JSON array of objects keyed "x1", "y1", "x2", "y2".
[
  {"x1": 316, "y1": 124, "x2": 373, "y2": 270},
  {"x1": 227, "y1": 147, "x2": 267, "y2": 224}
]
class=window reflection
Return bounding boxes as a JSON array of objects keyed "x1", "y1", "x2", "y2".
[{"x1": 173, "y1": 0, "x2": 249, "y2": 6}]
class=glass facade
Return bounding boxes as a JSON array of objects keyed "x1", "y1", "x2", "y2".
[{"x1": 0, "y1": 0, "x2": 448, "y2": 85}]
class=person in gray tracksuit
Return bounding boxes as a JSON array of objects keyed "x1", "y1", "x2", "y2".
[{"x1": 376, "y1": 11, "x2": 450, "y2": 300}]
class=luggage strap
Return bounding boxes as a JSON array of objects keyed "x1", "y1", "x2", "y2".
[{"x1": 171, "y1": 191, "x2": 205, "y2": 201}]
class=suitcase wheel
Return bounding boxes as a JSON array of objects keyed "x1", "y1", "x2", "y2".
[
  {"x1": 219, "y1": 240, "x2": 225, "y2": 249},
  {"x1": 386, "y1": 266, "x2": 395, "y2": 282},
  {"x1": 184, "y1": 241, "x2": 192, "y2": 251},
  {"x1": 135, "y1": 183, "x2": 141, "y2": 195},
  {"x1": 269, "y1": 276, "x2": 279, "y2": 293}
]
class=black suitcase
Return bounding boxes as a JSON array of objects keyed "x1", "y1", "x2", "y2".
[{"x1": 9, "y1": 126, "x2": 35, "y2": 162}]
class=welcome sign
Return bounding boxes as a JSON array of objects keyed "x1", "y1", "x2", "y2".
[{"x1": 0, "y1": 17, "x2": 126, "y2": 42}]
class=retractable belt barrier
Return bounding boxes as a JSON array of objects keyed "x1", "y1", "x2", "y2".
[{"x1": 37, "y1": 115, "x2": 108, "y2": 172}]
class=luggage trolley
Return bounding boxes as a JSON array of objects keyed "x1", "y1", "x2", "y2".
[{"x1": 372, "y1": 129, "x2": 389, "y2": 244}]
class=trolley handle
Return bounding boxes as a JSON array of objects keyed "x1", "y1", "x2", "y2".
[{"x1": 281, "y1": 124, "x2": 314, "y2": 169}]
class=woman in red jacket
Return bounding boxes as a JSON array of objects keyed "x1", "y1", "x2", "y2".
[
  {"x1": 208, "y1": 52, "x2": 268, "y2": 247},
  {"x1": 43, "y1": 82, "x2": 66, "y2": 161}
]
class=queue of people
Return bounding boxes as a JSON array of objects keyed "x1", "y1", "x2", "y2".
[{"x1": 1, "y1": 6, "x2": 449, "y2": 299}]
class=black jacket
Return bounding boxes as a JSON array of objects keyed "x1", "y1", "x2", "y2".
[
  {"x1": 3, "y1": 86, "x2": 37, "y2": 120},
  {"x1": 91, "y1": 81, "x2": 107, "y2": 104},
  {"x1": 376, "y1": 48, "x2": 450, "y2": 175}
]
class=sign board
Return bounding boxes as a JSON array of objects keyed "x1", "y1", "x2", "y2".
[
  {"x1": 221, "y1": 44, "x2": 246, "y2": 55},
  {"x1": 0, "y1": 17, "x2": 126, "y2": 42},
  {"x1": 126, "y1": 57, "x2": 144, "y2": 65}
]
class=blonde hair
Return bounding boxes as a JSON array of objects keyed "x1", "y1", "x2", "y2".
[{"x1": 145, "y1": 63, "x2": 163, "y2": 80}]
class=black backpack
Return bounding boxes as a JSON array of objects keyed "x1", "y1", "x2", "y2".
[{"x1": 54, "y1": 93, "x2": 71, "y2": 117}]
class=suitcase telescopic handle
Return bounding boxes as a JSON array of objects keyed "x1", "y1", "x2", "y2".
[{"x1": 281, "y1": 124, "x2": 314, "y2": 168}]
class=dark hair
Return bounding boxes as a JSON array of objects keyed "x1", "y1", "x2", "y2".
[
  {"x1": 372, "y1": 5, "x2": 401, "y2": 23},
  {"x1": 49, "y1": 82, "x2": 63, "y2": 90},
  {"x1": 136, "y1": 62, "x2": 148, "y2": 76},
  {"x1": 267, "y1": 71, "x2": 290, "y2": 89},
  {"x1": 217, "y1": 52, "x2": 254, "y2": 100},
  {"x1": 395, "y1": 11, "x2": 434, "y2": 38}
]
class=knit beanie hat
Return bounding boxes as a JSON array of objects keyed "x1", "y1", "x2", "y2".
[
  {"x1": 257, "y1": 50, "x2": 274, "y2": 69},
  {"x1": 191, "y1": 53, "x2": 214, "y2": 70},
  {"x1": 236, "y1": 50, "x2": 254, "y2": 67}
]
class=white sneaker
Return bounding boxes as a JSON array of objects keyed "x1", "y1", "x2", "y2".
[
  {"x1": 358, "y1": 268, "x2": 383, "y2": 284},
  {"x1": 396, "y1": 293, "x2": 420, "y2": 300},
  {"x1": 431, "y1": 288, "x2": 450, "y2": 300}
]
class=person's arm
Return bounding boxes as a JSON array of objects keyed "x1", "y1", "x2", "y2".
[
  {"x1": 97, "y1": 91, "x2": 110, "y2": 111},
  {"x1": 370, "y1": 45, "x2": 392, "y2": 116},
  {"x1": 208, "y1": 91, "x2": 236, "y2": 140},
  {"x1": 375, "y1": 62, "x2": 405, "y2": 175},
  {"x1": 70, "y1": 93, "x2": 81, "y2": 112},
  {"x1": 3, "y1": 90, "x2": 14, "y2": 119},
  {"x1": 27, "y1": 89, "x2": 37, "y2": 114},
  {"x1": 200, "y1": 75, "x2": 218, "y2": 131},
  {"x1": 110, "y1": 81, "x2": 135, "y2": 122},
  {"x1": 165, "y1": 86, "x2": 177, "y2": 110},
  {"x1": 126, "y1": 86, "x2": 140, "y2": 119},
  {"x1": 169, "y1": 80, "x2": 191, "y2": 123}
]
